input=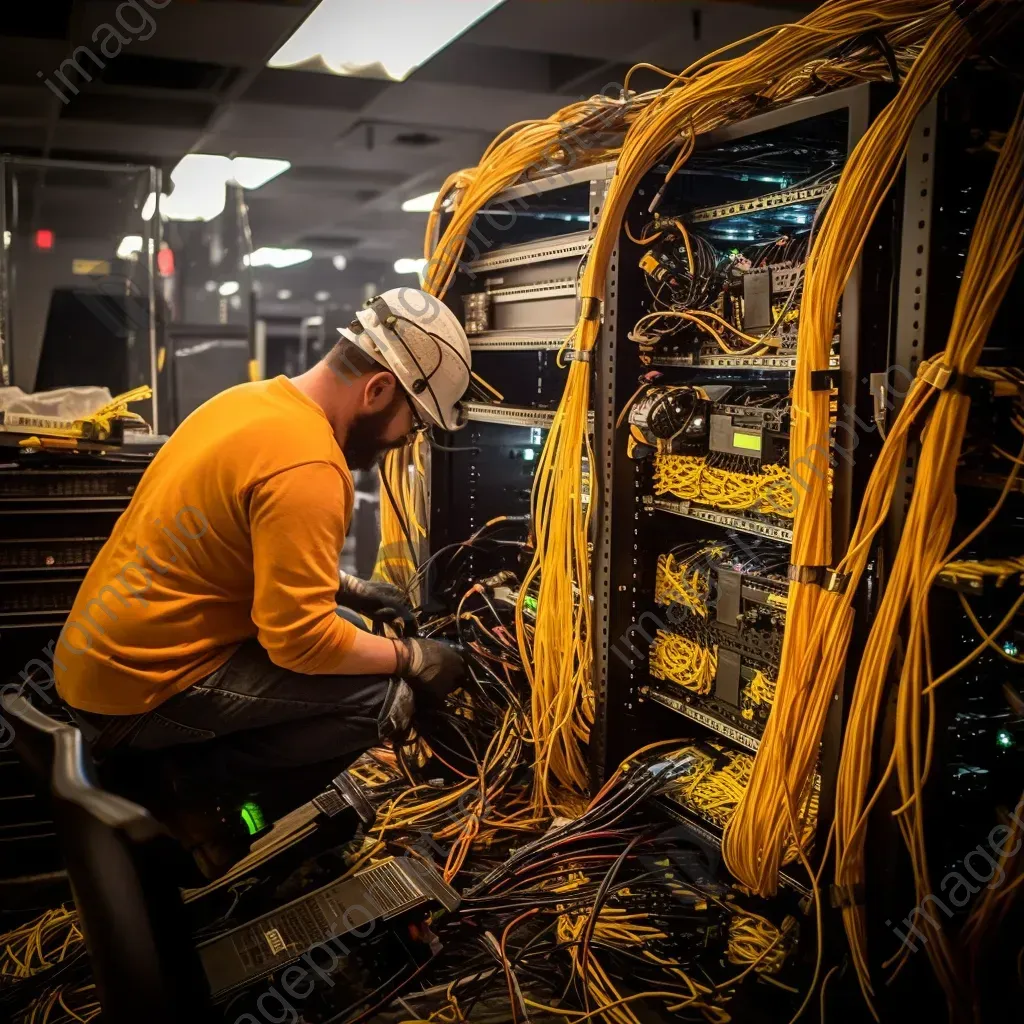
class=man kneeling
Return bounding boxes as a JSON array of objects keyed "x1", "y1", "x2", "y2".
[{"x1": 55, "y1": 288, "x2": 472, "y2": 876}]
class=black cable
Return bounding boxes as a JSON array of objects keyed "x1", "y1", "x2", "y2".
[{"x1": 429, "y1": 438, "x2": 481, "y2": 453}]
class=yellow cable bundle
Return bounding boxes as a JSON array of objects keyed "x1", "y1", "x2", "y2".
[
  {"x1": 652, "y1": 453, "x2": 704, "y2": 500},
  {"x1": 727, "y1": 912, "x2": 797, "y2": 975},
  {"x1": 653, "y1": 453, "x2": 796, "y2": 517},
  {"x1": 832, "y1": 100, "x2": 1024, "y2": 1017},
  {"x1": 0, "y1": 906, "x2": 83, "y2": 980},
  {"x1": 941, "y1": 556, "x2": 1024, "y2": 588},
  {"x1": 721, "y1": 6, "x2": 992, "y2": 901},
  {"x1": 374, "y1": 433, "x2": 429, "y2": 597},
  {"x1": 654, "y1": 545, "x2": 724, "y2": 617},
  {"x1": 746, "y1": 669, "x2": 777, "y2": 711},
  {"x1": 650, "y1": 629, "x2": 718, "y2": 694}
]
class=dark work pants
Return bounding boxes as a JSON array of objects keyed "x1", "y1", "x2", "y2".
[{"x1": 73, "y1": 628, "x2": 410, "y2": 820}]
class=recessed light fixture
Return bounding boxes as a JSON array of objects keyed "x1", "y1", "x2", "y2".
[
  {"x1": 315, "y1": 290, "x2": 331, "y2": 302},
  {"x1": 218, "y1": 281, "x2": 240, "y2": 297},
  {"x1": 332, "y1": 254, "x2": 348, "y2": 271},
  {"x1": 204, "y1": 280, "x2": 218, "y2": 293},
  {"x1": 401, "y1": 191, "x2": 439, "y2": 213},
  {"x1": 307, "y1": 315, "x2": 325, "y2": 327},
  {"x1": 269, "y1": 0, "x2": 505, "y2": 82},
  {"x1": 394, "y1": 257, "x2": 427, "y2": 275},
  {"x1": 244, "y1": 247, "x2": 313, "y2": 269},
  {"x1": 277, "y1": 289, "x2": 293, "y2": 300}
]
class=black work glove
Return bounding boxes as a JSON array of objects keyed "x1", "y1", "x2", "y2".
[
  {"x1": 393, "y1": 638, "x2": 468, "y2": 703},
  {"x1": 336, "y1": 571, "x2": 413, "y2": 622}
]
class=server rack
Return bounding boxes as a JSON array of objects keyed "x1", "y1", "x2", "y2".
[
  {"x1": 427, "y1": 163, "x2": 617, "y2": 586},
  {"x1": 430, "y1": 86, "x2": 902, "y2": 879},
  {"x1": 593, "y1": 86, "x2": 906, "y2": 894},
  {"x1": 0, "y1": 442, "x2": 162, "y2": 920}
]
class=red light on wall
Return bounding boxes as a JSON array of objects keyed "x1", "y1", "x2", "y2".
[
  {"x1": 34, "y1": 229, "x2": 54, "y2": 250},
  {"x1": 157, "y1": 246, "x2": 175, "y2": 277}
]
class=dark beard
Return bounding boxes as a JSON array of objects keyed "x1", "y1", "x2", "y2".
[{"x1": 343, "y1": 405, "x2": 405, "y2": 470}]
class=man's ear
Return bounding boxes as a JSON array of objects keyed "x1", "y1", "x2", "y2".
[{"x1": 363, "y1": 370, "x2": 398, "y2": 413}]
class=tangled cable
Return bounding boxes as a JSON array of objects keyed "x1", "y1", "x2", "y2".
[{"x1": 653, "y1": 453, "x2": 796, "y2": 518}]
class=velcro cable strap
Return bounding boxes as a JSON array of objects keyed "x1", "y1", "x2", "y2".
[{"x1": 580, "y1": 296, "x2": 601, "y2": 321}]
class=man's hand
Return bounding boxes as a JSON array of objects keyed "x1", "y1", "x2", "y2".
[
  {"x1": 394, "y1": 638, "x2": 468, "y2": 702},
  {"x1": 336, "y1": 571, "x2": 413, "y2": 622}
]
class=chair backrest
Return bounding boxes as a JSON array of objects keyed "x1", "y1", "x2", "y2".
[{"x1": 1, "y1": 693, "x2": 215, "y2": 1024}]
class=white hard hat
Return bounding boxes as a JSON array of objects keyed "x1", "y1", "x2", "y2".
[{"x1": 337, "y1": 287, "x2": 471, "y2": 432}]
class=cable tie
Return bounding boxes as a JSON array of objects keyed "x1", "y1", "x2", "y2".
[
  {"x1": 787, "y1": 565, "x2": 825, "y2": 585},
  {"x1": 564, "y1": 349, "x2": 592, "y2": 363},
  {"x1": 917, "y1": 360, "x2": 956, "y2": 391},
  {"x1": 579, "y1": 296, "x2": 601, "y2": 321},
  {"x1": 809, "y1": 370, "x2": 835, "y2": 392}
]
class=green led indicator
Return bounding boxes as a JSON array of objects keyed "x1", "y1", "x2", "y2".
[
  {"x1": 996, "y1": 729, "x2": 1014, "y2": 750},
  {"x1": 240, "y1": 800, "x2": 266, "y2": 835},
  {"x1": 524, "y1": 595, "x2": 538, "y2": 613}
]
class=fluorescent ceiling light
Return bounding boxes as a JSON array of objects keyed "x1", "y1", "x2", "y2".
[
  {"x1": 332, "y1": 254, "x2": 348, "y2": 271},
  {"x1": 218, "y1": 281, "x2": 240, "y2": 297},
  {"x1": 401, "y1": 191, "x2": 439, "y2": 213},
  {"x1": 229, "y1": 157, "x2": 290, "y2": 190},
  {"x1": 141, "y1": 155, "x2": 290, "y2": 224},
  {"x1": 269, "y1": 0, "x2": 505, "y2": 82},
  {"x1": 394, "y1": 257, "x2": 427, "y2": 276},
  {"x1": 244, "y1": 247, "x2": 313, "y2": 269},
  {"x1": 117, "y1": 235, "x2": 143, "y2": 259}
]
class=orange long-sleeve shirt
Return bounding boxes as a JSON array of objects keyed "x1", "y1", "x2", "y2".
[{"x1": 55, "y1": 376, "x2": 358, "y2": 715}]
